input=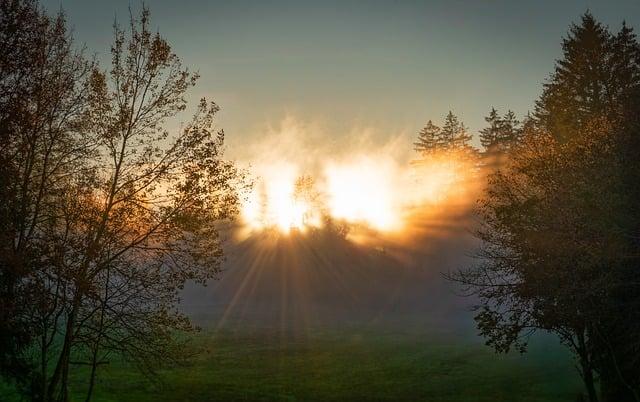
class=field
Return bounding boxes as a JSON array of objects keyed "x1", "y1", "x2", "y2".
[{"x1": 33, "y1": 328, "x2": 584, "y2": 402}]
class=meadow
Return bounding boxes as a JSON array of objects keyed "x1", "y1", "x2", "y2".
[{"x1": 44, "y1": 328, "x2": 582, "y2": 402}]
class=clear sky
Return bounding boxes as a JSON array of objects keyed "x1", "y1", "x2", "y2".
[{"x1": 42, "y1": 0, "x2": 640, "y2": 153}]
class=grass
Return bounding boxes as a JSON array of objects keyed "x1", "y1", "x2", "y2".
[{"x1": 45, "y1": 328, "x2": 584, "y2": 402}]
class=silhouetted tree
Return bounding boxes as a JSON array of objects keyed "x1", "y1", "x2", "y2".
[
  {"x1": 479, "y1": 108, "x2": 502, "y2": 151},
  {"x1": 454, "y1": 13, "x2": 640, "y2": 402},
  {"x1": 414, "y1": 120, "x2": 442, "y2": 155},
  {"x1": 500, "y1": 110, "x2": 520, "y2": 145},
  {"x1": 41, "y1": 8, "x2": 242, "y2": 401},
  {"x1": 440, "y1": 111, "x2": 472, "y2": 150},
  {"x1": 0, "y1": 1, "x2": 95, "y2": 398},
  {"x1": 535, "y1": 12, "x2": 640, "y2": 142},
  {"x1": 0, "y1": 3, "x2": 242, "y2": 401}
]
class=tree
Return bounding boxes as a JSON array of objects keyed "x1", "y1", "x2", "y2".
[
  {"x1": 441, "y1": 111, "x2": 472, "y2": 149},
  {"x1": 455, "y1": 13, "x2": 640, "y2": 402},
  {"x1": 479, "y1": 108, "x2": 502, "y2": 151},
  {"x1": 413, "y1": 120, "x2": 442, "y2": 155},
  {"x1": 480, "y1": 109, "x2": 521, "y2": 154},
  {"x1": 39, "y1": 8, "x2": 242, "y2": 401},
  {"x1": 534, "y1": 12, "x2": 640, "y2": 142},
  {"x1": 0, "y1": 0, "x2": 95, "y2": 397},
  {"x1": 0, "y1": 4, "x2": 242, "y2": 401},
  {"x1": 499, "y1": 110, "x2": 520, "y2": 145},
  {"x1": 453, "y1": 121, "x2": 621, "y2": 402}
]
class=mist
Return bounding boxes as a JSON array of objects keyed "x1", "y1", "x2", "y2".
[{"x1": 180, "y1": 118, "x2": 482, "y2": 336}]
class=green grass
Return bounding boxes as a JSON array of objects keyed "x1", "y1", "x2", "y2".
[{"x1": 50, "y1": 328, "x2": 582, "y2": 402}]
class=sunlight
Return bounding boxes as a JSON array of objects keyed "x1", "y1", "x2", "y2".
[
  {"x1": 324, "y1": 156, "x2": 399, "y2": 231},
  {"x1": 239, "y1": 149, "x2": 474, "y2": 237},
  {"x1": 242, "y1": 163, "x2": 322, "y2": 233}
]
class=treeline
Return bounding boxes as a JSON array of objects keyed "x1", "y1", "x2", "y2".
[
  {"x1": 0, "y1": 1, "x2": 241, "y2": 401},
  {"x1": 414, "y1": 109, "x2": 526, "y2": 156},
  {"x1": 447, "y1": 13, "x2": 640, "y2": 402}
]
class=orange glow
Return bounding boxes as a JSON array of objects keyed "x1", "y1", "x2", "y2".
[
  {"x1": 324, "y1": 156, "x2": 399, "y2": 231},
  {"x1": 241, "y1": 163, "x2": 322, "y2": 233},
  {"x1": 239, "y1": 149, "x2": 474, "y2": 237}
]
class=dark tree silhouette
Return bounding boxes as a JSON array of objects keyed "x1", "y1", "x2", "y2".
[
  {"x1": 454, "y1": 13, "x2": 640, "y2": 402},
  {"x1": 479, "y1": 108, "x2": 502, "y2": 151},
  {"x1": 0, "y1": 3, "x2": 243, "y2": 401},
  {"x1": 0, "y1": 1, "x2": 95, "y2": 397},
  {"x1": 413, "y1": 120, "x2": 442, "y2": 155},
  {"x1": 535, "y1": 12, "x2": 640, "y2": 142},
  {"x1": 414, "y1": 111, "x2": 475, "y2": 157},
  {"x1": 441, "y1": 111, "x2": 472, "y2": 150}
]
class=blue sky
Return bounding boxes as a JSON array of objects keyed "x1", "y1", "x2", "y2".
[{"x1": 42, "y1": 0, "x2": 640, "y2": 152}]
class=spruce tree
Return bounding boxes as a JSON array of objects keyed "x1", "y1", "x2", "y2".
[
  {"x1": 414, "y1": 120, "x2": 442, "y2": 155},
  {"x1": 610, "y1": 21, "x2": 640, "y2": 108},
  {"x1": 441, "y1": 111, "x2": 472, "y2": 149},
  {"x1": 499, "y1": 110, "x2": 520, "y2": 145},
  {"x1": 479, "y1": 108, "x2": 502, "y2": 151},
  {"x1": 535, "y1": 12, "x2": 624, "y2": 141}
]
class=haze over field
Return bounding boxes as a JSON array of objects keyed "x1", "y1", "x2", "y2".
[{"x1": 181, "y1": 118, "x2": 482, "y2": 333}]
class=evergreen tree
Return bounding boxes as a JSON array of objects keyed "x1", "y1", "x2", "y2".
[
  {"x1": 519, "y1": 111, "x2": 536, "y2": 137},
  {"x1": 414, "y1": 120, "x2": 442, "y2": 154},
  {"x1": 441, "y1": 111, "x2": 472, "y2": 149},
  {"x1": 610, "y1": 21, "x2": 640, "y2": 109},
  {"x1": 499, "y1": 110, "x2": 520, "y2": 144},
  {"x1": 534, "y1": 12, "x2": 638, "y2": 142},
  {"x1": 479, "y1": 108, "x2": 502, "y2": 150}
]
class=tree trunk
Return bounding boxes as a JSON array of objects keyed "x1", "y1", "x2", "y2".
[
  {"x1": 47, "y1": 294, "x2": 80, "y2": 402},
  {"x1": 581, "y1": 357, "x2": 599, "y2": 402},
  {"x1": 577, "y1": 331, "x2": 599, "y2": 402}
]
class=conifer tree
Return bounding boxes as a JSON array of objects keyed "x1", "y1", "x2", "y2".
[
  {"x1": 414, "y1": 120, "x2": 442, "y2": 155},
  {"x1": 499, "y1": 110, "x2": 520, "y2": 145},
  {"x1": 441, "y1": 111, "x2": 472, "y2": 149},
  {"x1": 479, "y1": 108, "x2": 502, "y2": 151},
  {"x1": 535, "y1": 12, "x2": 631, "y2": 141}
]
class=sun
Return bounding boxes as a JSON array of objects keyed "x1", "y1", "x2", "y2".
[{"x1": 239, "y1": 150, "x2": 471, "y2": 237}]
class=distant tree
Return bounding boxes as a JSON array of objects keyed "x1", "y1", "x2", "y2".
[
  {"x1": 500, "y1": 110, "x2": 520, "y2": 145},
  {"x1": 480, "y1": 109, "x2": 521, "y2": 155},
  {"x1": 294, "y1": 175, "x2": 323, "y2": 226},
  {"x1": 413, "y1": 112, "x2": 477, "y2": 174},
  {"x1": 413, "y1": 120, "x2": 442, "y2": 155},
  {"x1": 479, "y1": 108, "x2": 502, "y2": 151},
  {"x1": 441, "y1": 111, "x2": 472, "y2": 150},
  {"x1": 519, "y1": 111, "x2": 536, "y2": 137},
  {"x1": 441, "y1": 111, "x2": 471, "y2": 149}
]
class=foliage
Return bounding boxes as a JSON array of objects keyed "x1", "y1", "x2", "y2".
[
  {"x1": 414, "y1": 111, "x2": 476, "y2": 159},
  {"x1": 0, "y1": 3, "x2": 242, "y2": 401},
  {"x1": 455, "y1": 12, "x2": 640, "y2": 402},
  {"x1": 479, "y1": 108, "x2": 522, "y2": 154}
]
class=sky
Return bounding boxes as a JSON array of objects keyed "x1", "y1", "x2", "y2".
[{"x1": 41, "y1": 0, "x2": 640, "y2": 155}]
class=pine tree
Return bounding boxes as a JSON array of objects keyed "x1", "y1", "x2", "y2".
[
  {"x1": 441, "y1": 111, "x2": 472, "y2": 149},
  {"x1": 479, "y1": 108, "x2": 502, "y2": 150},
  {"x1": 520, "y1": 111, "x2": 535, "y2": 136},
  {"x1": 414, "y1": 120, "x2": 442, "y2": 155},
  {"x1": 535, "y1": 12, "x2": 615, "y2": 141},
  {"x1": 499, "y1": 110, "x2": 520, "y2": 145},
  {"x1": 610, "y1": 21, "x2": 640, "y2": 108}
]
